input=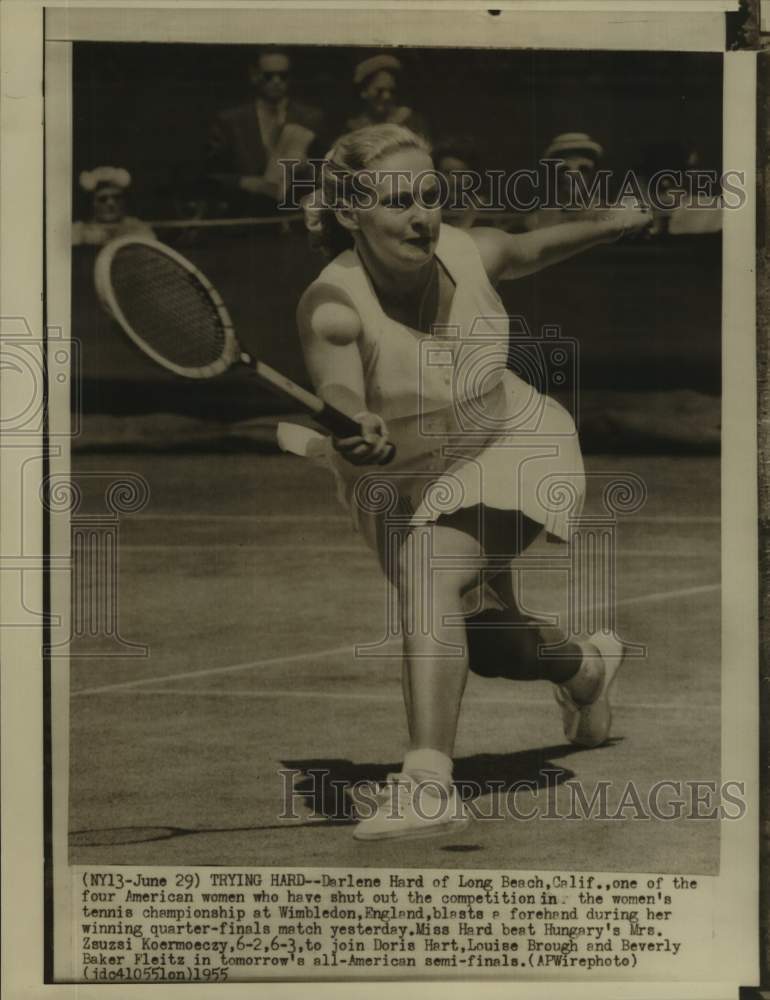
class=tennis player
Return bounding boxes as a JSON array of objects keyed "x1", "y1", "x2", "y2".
[{"x1": 292, "y1": 124, "x2": 650, "y2": 841}]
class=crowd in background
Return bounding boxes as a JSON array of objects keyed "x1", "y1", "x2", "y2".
[{"x1": 73, "y1": 47, "x2": 723, "y2": 246}]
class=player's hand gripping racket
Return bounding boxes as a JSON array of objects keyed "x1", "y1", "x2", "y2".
[{"x1": 94, "y1": 235, "x2": 395, "y2": 462}]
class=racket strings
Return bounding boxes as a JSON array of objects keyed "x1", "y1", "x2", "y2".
[{"x1": 110, "y1": 245, "x2": 229, "y2": 372}]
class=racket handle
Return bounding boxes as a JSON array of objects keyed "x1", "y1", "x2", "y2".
[
  {"x1": 249, "y1": 360, "x2": 396, "y2": 463},
  {"x1": 317, "y1": 403, "x2": 396, "y2": 465}
]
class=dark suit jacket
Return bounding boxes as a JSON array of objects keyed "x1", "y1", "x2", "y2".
[{"x1": 207, "y1": 99, "x2": 325, "y2": 189}]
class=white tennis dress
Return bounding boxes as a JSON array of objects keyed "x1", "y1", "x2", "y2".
[{"x1": 281, "y1": 224, "x2": 585, "y2": 560}]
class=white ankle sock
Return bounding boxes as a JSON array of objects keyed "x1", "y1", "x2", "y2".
[{"x1": 402, "y1": 749, "x2": 453, "y2": 790}]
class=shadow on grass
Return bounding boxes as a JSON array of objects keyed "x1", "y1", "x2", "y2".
[
  {"x1": 282, "y1": 741, "x2": 620, "y2": 821},
  {"x1": 69, "y1": 741, "x2": 620, "y2": 847}
]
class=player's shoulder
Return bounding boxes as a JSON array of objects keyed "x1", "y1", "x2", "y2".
[
  {"x1": 438, "y1": 221, "x2": 474, "y2": 251},
  {"x1": 465, "y1": 225, "x2": 511, "y2": 279},
  {"x1": 438, "y1": 222, "x2": 498, "y2": 277},
  {"x1": 465, "y1": 224, "x2": 507, "y2": 254},
  {"x1": 297, "y1": 268, "x2": 363, "y2": 346}
]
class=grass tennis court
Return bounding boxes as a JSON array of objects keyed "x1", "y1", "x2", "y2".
[{"x1": 69, "y1": 450, "x2": 720, "y2": 873}]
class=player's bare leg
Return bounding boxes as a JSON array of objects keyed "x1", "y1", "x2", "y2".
[
  {"x1": 397, "y1": 523, "x2": 481, "y2": 757},
  {"x1": 354, "y1": 522, "x2": 480, "y2": 840}
]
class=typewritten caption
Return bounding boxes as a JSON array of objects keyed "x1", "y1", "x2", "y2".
[{"x1": 73, "y1": 867, "x2": 708, "y2": 982}]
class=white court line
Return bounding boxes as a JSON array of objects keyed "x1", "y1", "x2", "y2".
[
  {"x1": 73, "y1": 642, "x2": 363, "y2": 696},
  {"x1": 117, "y1": 544, "x2": 371, "y2": 554},
  {"x1": 129, "y1": 513, "x2": 348, "y2": 522},
  {"x1": 83, "y1": 687, "x2": 720, "y2": 712},
  {"x1": 607, "y1": 583, "x2": 718, "y2": 607},
  {"x1": 114, "y1": 544, "x2": 712, "y2": 558},
  {"x1": 72, "y1": 582, "x2": 720, "y2": 697},
  {"x1": 624, "y1": 516, "x2": 719, "y2": 524},
  {"x1": 127, "y1": 512, "x2": 720, "y2": 525}
]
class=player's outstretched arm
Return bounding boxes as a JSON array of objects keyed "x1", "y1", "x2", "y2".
[
  {"x1": 297, "y1": 285, "x2": 391, "y2": 465},
  {"x1": 470, "y1": 203, "x2": 652, "y2": 284}
]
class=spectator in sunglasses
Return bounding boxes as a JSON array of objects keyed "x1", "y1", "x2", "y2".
[
  {"x1": 205, "y1": 48, "x2": 325, "y2": 215},
  {"x1": 72, "y1": 166, "x2": 154, "y2": 246}
]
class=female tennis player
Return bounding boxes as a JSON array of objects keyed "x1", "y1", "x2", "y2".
[{"x1": 293, "y1": 124, "x2": 650, "y2": 841}]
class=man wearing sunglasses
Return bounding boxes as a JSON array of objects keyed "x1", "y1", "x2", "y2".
[{"x1": 206, "y1": 48, "x2": 325, "y2": 215}]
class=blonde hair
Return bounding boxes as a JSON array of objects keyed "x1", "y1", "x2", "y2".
[{"x1": 302, "y1": 124, "x2": 430, "y2": 257}]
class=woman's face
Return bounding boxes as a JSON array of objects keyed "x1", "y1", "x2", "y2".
[
  {"x1": 92, "y1": 184, "x2": 125, "y2": 224},
  {"x1": 361, "y1": 70, "x2": 397, "y2": 120},
  {"x1": 350, "y1": 147, "x2": 442, "y2": 275},
  {"x1": 556, "y1": 154, "x2": 597, "y2": 205}
]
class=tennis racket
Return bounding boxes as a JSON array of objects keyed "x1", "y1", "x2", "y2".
[{"x1": 93, "y1": 235, "x2": 395, "y2": 461}]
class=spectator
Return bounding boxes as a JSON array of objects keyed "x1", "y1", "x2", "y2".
[
  {"x1": 346, "y1": 53, "x2": 429, "y2": 138},
  {"x1": 206, "y1": 48, "x2": 324, "y2": 215},
  {"x1": 433, "y1": 136, "x2": 482, "y2": 229},
  {"x1": 72, "y1": 167, "x2": 155, "y2": 246},
  {"x1": 526, "y1": 131, "x2": 605, "y2": 230}
]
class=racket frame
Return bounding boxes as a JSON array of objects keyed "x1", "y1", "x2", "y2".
[
  {"x1": 93, "y1": 235, "x2": 395, "y2": 458},
  {"x1": 94, "y1": 234, "x2": 240, "y2": 379}
]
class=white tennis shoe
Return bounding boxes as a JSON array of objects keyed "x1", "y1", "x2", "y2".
[
  {"x1": 554, "y1": 633, "x2": 626, "y2": 748},
  {"x1": 352, "y1": 773, "x2": 471, "y2": 841}
]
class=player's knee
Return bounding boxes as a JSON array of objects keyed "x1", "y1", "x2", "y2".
[
  {"x1": 466, "y1": 610, "x2": 544, "y2": 680},
  {"x1": 433, "y1": 568, "x2": 477, "y2": 607},
  {"x1": 395, "y1": 534, "x2": 468, "y2": 594}
]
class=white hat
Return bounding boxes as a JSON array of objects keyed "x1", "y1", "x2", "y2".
[
  {"x1": 353, "y1": 53, "x2": 402, "y2": 86},
  {"x1": 79, "y1": 166, "x2": 131, "y2": 192},
  {"x1": 543, "y1": 133, "x2": 604, "y2": 161}
]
